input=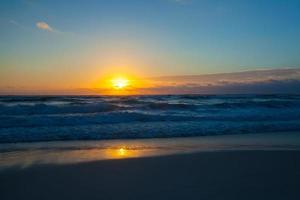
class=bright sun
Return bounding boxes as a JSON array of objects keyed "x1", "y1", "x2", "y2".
[{"x1": 111, "y1": 77, "x2": 130, "y2": 89}]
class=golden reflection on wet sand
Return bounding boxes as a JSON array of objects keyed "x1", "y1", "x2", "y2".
[
  {"x1": 1, "y1": 132, "x2": 300, "y2": 169},
  {"x1": 0, "y1": 147, "x2": 156, "y2": 169},
  {"x1": 104, "y1": 147, "x2": 141, "y2": 159}
]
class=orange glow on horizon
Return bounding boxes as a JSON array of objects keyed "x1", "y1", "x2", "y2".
[{"x1": 93, "y1": 73, "x2": 151, "y2": 95}]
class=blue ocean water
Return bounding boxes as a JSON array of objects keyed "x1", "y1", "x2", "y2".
[{"x1": 0, "y1": 95, "x2": 300, "y2": 143}]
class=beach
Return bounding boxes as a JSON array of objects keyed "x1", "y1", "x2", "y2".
[
  {"x1": 1, "y1": 150, "x2": 300, "y2": 200},
  {"x1": 1, "y1": 94, "x2": 300, "y2": 200}
]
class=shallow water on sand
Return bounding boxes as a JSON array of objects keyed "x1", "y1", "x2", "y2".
[{"x1": 1, "y1": 132, "x2": 300, "y2": 169}]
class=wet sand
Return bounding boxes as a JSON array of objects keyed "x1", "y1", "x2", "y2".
[{"x1": 1, "y1": 150, "x2": 300, "y2": 200}]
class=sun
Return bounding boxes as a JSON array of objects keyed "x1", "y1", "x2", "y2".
[{"x1": 111, "y1": 77, "x2": 130, "y2": 89}]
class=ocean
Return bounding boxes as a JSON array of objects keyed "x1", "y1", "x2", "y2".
[{"x1": 1, "y1": 94, "x2": 300, "y2": 143}]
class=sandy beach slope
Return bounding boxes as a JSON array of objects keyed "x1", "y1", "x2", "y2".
[{"x1": 1, "y1": 150, "x2": 300, "y2": 200}]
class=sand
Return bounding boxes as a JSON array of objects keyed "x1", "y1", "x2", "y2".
[{"x1": 1, "y1": 150, "x2": 300, "y2": 200}]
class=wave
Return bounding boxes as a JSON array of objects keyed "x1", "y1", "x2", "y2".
[
  {"x1": 1, "y1": 99, "x2": 298, "y2": 116},
  {"x1": 145, "y1": 102, "x2": 197, "y2": 110},
  {"x1": 1, "y1": 107, "x2": 300, "y2": 128},
  {"x1": 0, "y1": 103, "x2": 121, "y2": 116},
  {"x1": 210, "y1": 100, "x2": 300, "y2": 109},
  {"x1": 1, "y1": 120, "x2": 300, "y2": 143},
  {"x1": 1, "y1": 94, "x2": 300, "y2": 143},
  {"x1": 0, "y1": 112, "x2": 199, "y2": 128}
]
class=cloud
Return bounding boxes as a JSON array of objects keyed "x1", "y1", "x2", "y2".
[
  {"x1": 9, "y1": 20, "x2": 19, "y2": 26},
  {"x1": 136, "y1": 68, "x2": 300, "y2": 95},
  {"x1": 36, "y1": 21, "x2": 54, "y2": 32},
  {"x1": 9, "y1": 20, "x2": 27, "y2": 30},
  {"x1": 137, "y1": 79, "x2": 300, "y2": 95}
]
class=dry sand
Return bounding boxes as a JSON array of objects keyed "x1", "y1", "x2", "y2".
[{"x1": 1, "y1": 150, "x2": 300, "y2": 200}]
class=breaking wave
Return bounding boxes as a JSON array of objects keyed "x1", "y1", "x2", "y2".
[{"x1": 1, "y1": 94, "x2": 300, "y2": 143}]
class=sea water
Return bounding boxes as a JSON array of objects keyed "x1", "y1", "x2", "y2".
[{"x1": 1, "y1": 94, "x2": 300, "y2": 143}]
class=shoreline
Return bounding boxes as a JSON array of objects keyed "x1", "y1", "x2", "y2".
[
  {"x1": 1, "y1": 132, "x2": 300, "y2": 169},
  {"x1": 1, "y1": 150, "x2": 300, "y2": 200}
]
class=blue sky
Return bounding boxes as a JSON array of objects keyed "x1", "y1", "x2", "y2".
[{"x1": 1, "y1": 0, "x2": 300, "y2": 92}]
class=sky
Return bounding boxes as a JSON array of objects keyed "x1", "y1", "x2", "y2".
[{"x1": 1, "y1": 0, "x2": 300, "y2": 94}]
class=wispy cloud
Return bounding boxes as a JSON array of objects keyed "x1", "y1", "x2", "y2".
[
  {"x1": 36, "y1": 21, "x2": 54, "y2": 32},
  {"x1": 8, "y1": 19, "x2": 59, "y2": 33},
  {"x1": 9, "y1": 19, "x2": 19, "y2": 26},
  {"x1": 9, "y1": 19, "x2": 27, "y2": 30}
]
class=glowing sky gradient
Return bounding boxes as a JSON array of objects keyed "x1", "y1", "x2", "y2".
[{"x1": 1, "y1": 0, "x2": 300, "y2": 94}]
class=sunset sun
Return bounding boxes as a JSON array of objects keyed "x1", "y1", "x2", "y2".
[{"x1": 111, "y1": 77, "x2": 130, "y2": 90}]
